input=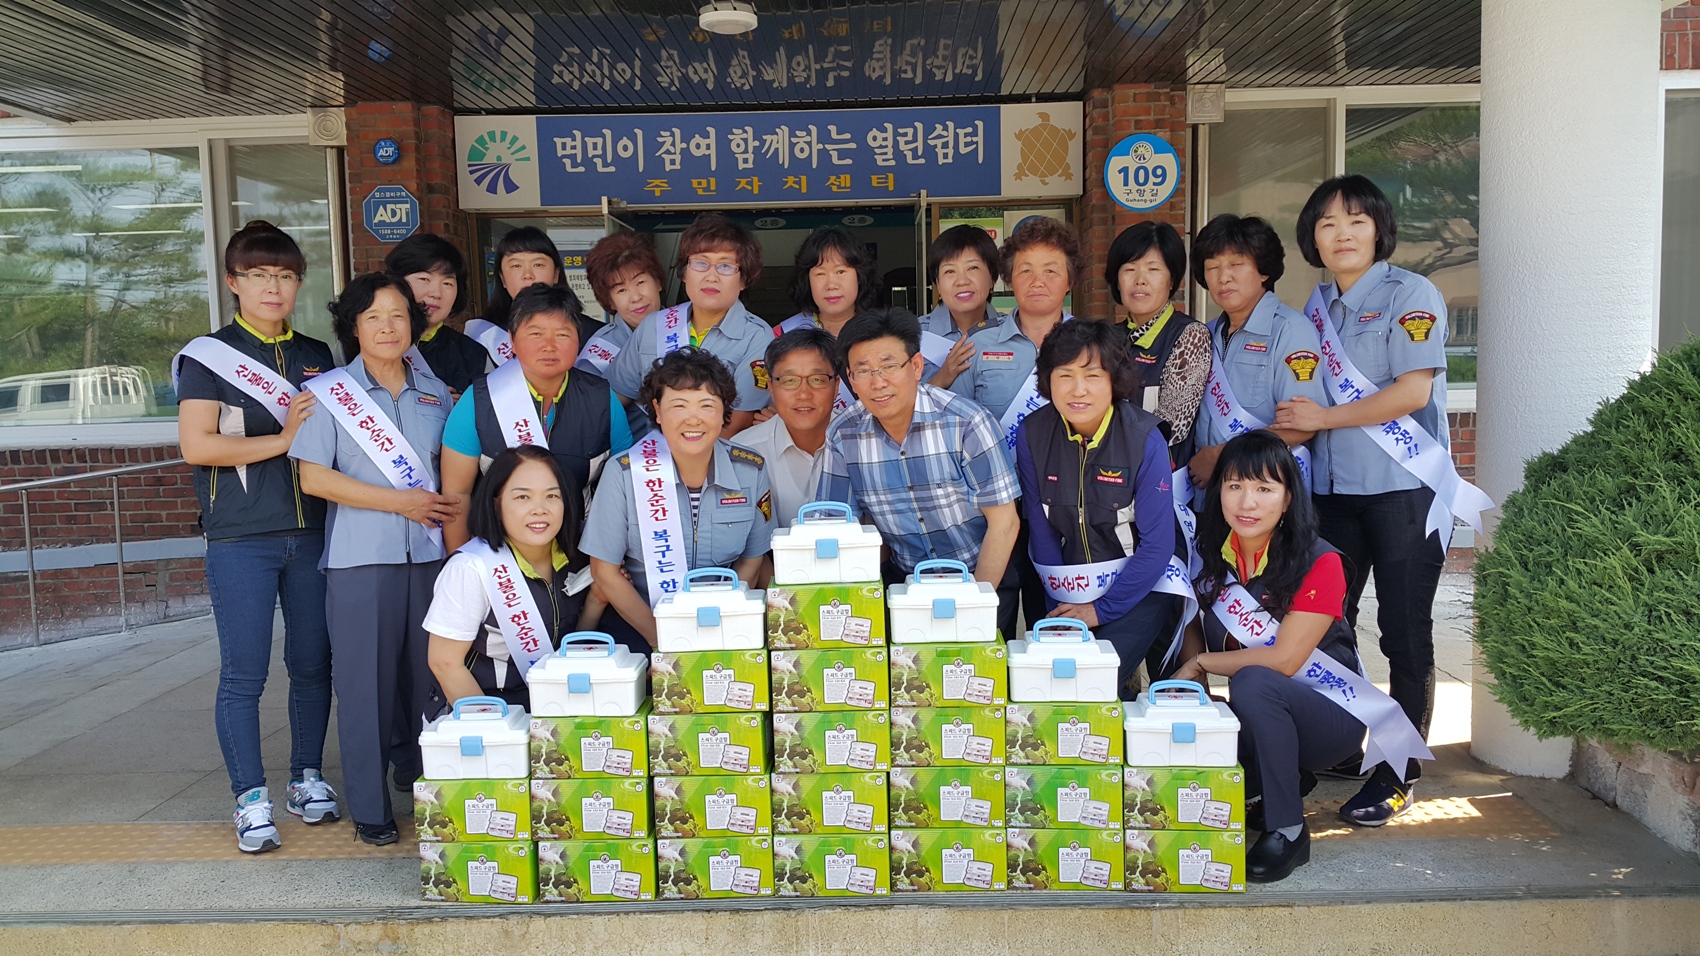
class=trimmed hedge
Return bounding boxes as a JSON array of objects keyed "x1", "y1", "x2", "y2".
[{"x1": 1475, "y1": 339, "x2": 1700, "y2": 754}]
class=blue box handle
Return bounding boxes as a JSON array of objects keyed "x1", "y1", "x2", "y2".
[
  {"x1": 912, "y1": 559, "x2": 971, "y2": 583},
  {"x1": 1051, "y1": 658, "x2": 1077, "y2": 679},
  {"x1": 815, "y1": 538, "x2": 840, "y2": 559},
  {"x1": 1031, "y1": 618, "x2": 1092, "y2": 643},
  {"x1": 683, "y1": 567, "x2": 740, "y2": 591},
  {"x1": 459, "y1": 736, "x2": 485, "y2": 756},
  {"x1": 1148, "y1": 679, "x2": 1211, "y2": 707},
  {"x1": 697, "y1": 606, "x2": 722, "y2": 627},
  {"x1": 796, "y1": 501, "x2": 853, "y2": 523},
  {"x1": 568, "y1": 673, "x2": 592, "y2": 694},
  {"x1": 932, "y1": 598, "x2": 956, "y2": 619},
  {"x1": 1171, "y1": 722, "x2": 1196, "y2": 744},
  {"x1": 450, "y1": 695, "x2": 509, "y2": 719},
  {"x1": 556, "y1": 631, "x2": 615, "y2": 657}
]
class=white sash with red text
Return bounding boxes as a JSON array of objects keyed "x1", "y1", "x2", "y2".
[
  {"x1": 1201, "y1": 340, "x2": 1313, "y2": 490},
  {"x1": 303, "y1": 367, "x2": 442, "y2": 548},
  {"x1": 459, "y1": 538, "x2": 552, "y2": 680},
  {"x1": 487, "y1": 359, "x2": 548, "y2": 449},
  {"x1": 465, "y1": 318, "x2": 515, "y2": 365},
  {"x1": 996, "y1": 314, "x2": 1072, "y2": 450},
  {"x1": 401, "y1": 345, "x2": 446, "y2": 384},
  {"x1": 630, "y1": 431, "x2": 688, "y2": 607},
  {"x1": 577, "y1": 335, "x2": 621, "y2": 374},
  {"x1": 171, "y1": 337, "x2": 295, "y2": 426}
]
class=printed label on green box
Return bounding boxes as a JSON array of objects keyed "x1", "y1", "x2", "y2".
[
  {"x1": 657, "y1": 837, "x2": 775, "y2": 899},
  {"x1": 414, "y1": 778, "x2": 531, "y2": 842},
  {"x1": 650, "y1": 650, "x2": 771, "y2": 714},
  {"x1": 888, "y1": 767, "x2": 1005, "y2": 828},
  {"x1": 1006, "y1": 766, "x2": 1124, "y2": 830},
  {"x1": 890, "y1": 706, "x2": 1007, "y2": 767},
  {"x1": 529, "y1": 705, "x2": 650, "y2": 779},
  {"x1": 1124, "y1": 766, "x2": 1246, "y2": 831},
  {"x1": 771, "y1": 647, "x2": 889, "y2": 711},
  {"x1": 771, "y1": 772, "x2": 889, "y2": 834},
  {"x1": 421, "y1": 840, "x2": 536, "y2": 904},
  {"x1": 1007, "y1": 828, "x2": 1124, "y2": 890},
  {"x1": 530, "y1": 777, "x2": 650, "y2": 840},
  {"x1": 767, "y1": 583, "x2": 887, "y2": 649},
  {"x1": 1124, "y1": 829, "x2": 1246, "y2": 893},
  {"x1": 1005, "y1": 703, "x2": 1123, "y2": 766},
  {"x1": 536, "y1": 839, "x2": 655, "y2": 902},
  {"x1": 889, "y1": 827, "x2": 1007, "y2": 892},
  {"x1": 647, "y1": 712, "x2": 769, "y2": 776},
  {"x1": 774, "y1": 834, "x2": 891, "y2": 897},
  {"x1": 889, "y1": 642, "x2": 1008, "y2": 707},
  {"x1": 771, "y1": 710, "x2": 890, "y2": 773},
  {"x1": 652, "y1": 774, "x2": 773, "y2": 838}
]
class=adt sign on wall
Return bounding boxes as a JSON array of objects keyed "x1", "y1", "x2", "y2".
[
  {"x1": 1104, "y1": 134, "x2": 1180, "y2": 212},
  {"x1": 363, "y1": 185, "x2": 420, "y2": 243}
]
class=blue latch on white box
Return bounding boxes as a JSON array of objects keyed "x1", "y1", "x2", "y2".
[
  {"x1": 697, "y1": 606, "x2": 721, "y2": 627},
  {"x1": 1051, "y1": 658, "x2": 1077, "y2": 679},
  {"x1": 567, "y1": 673, "x2": 592, "y2": 694},
  {"x1": 459, "y1": 736, "x2": 484, "y2": 756},
  {"x1": 1171, "y1": 722, "x2": 1196, "y2": 743},
  {"x1": 932, "y1": 598, "x2": 956, "y2": 619}
]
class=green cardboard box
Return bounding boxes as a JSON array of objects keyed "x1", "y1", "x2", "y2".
[
  {"x1": 536, "y1": 839, "x2": 656, "y2": 902},
  {"x1": 650, "y1": 650, "x2": 771, "y2": 714},
  {"x1": 771, "y1": 710, "x2": 890, "y2": 773},
  {"x1": 656, "y1": 837, "x2": 775, "y2": 899},
  {"x1": 652, "y1": 774, "x2": 773, "y2": 838},
  {"x1": 888, "y1": 767, "x2": 1006, "y2": 828},
  {"x1": 1005, "y1": 702, "x2": 1123, "y2": 766},
  {"x1": 889, "y1": 642, "x2": 1009, "y2": 707},
  {"x1": 1124, "y1": 829, "x2": 1246, "y2": 893},
  {"x1": 774, "y1": 834, "x2": 892, "y2": 897},
  {"x1": 890, "y1": 706, "x2": 1006, "y2": 767},
  {"x1": 1007, "y1": 828, "x2": 1124, "y2": 891},
  {"x1": 1005, "y1": 766, "x2": 1124, "y2": 830},
  {"x1": 529, "y1": 777, "x2": 650, "y2": 841},
  {"x1": 414, "y1": 778, "x2": 531, "y2": 842},
  {"x1": 529, "y1": 705, "x2": 650, "y2": 779},
  {"x1": 767, "y1": 582, "x2": 887, "y2": 649},
  {"x1": 420, "y1": 840, "x2": 536, "y2": 904},
  {"x1": 889, "y1": 827, "x2": 1007, "y2": 892},
  {"x1": 771, "y1": 772, "x2": 889, "y2": 834},
  {"x1": 1124, "y1": 766, "x2": 1247, "y2": 831},
  {"x1": 771, "y1": 647, "x2": 890, "y2": 711},
  {"x1": 647, "y1": 712, "x2": 769, "y2": 775}
]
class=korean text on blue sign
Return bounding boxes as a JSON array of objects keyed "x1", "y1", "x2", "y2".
[
  {"x1": 537, "y1": 106, "x2": 998, "y2": 206},
  {"x1": 363, "y1": 185, "x2": 419, "y2": 243}
]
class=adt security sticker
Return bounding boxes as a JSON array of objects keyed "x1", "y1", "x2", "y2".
[
  {"x1": 1105, "y1": 134, "x2": 1181, "y2": 212},
  {"x1": 363, "y1": 185, "x2": 420, "y2": 243}
]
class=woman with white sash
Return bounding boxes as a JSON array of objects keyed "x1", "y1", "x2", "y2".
[
  {"x1": 1172, "y1": 432, "x2": 1428, "y2": 882},
  {"x1": 581, "y1": 348, "x2": 775, "y2": 653},
  {"x1": 175, "y1": 220, "x2": 339, "y2": 853},
  {"x1": 289, "y1": 273, "x2": 460, "y2": 847},
  {"x1": 467, "y1": 226, "x2": 600, "y2": 367},
  {"x1": 1012, "y1": 320, "x2": 1184, "y2": 698},
  {"x1": 922, "y1": 224, "x2": 1007, "y2": 389},
  {"x1": 1274, "y1": 175, "x2": 1492, "y2": 826},
  {"x1": 425, "y1": 446, "x2": 603, "y2": 707},
  {"x1": 578, "y1": 231, "x2": 666, "y2": 383}
]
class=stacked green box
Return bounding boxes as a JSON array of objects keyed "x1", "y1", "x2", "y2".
[
  {"x1": 888, "y1": 827, "x2": 1007, "y2": 892},
  {"x1": 766, "y1": 582, "x2": 887, "y2": 649},
  {"x1": 1004, "y1": 766, "x2": 1123, "y2": 830},
  {"x1": 888, "y1": 642, "x2": 1008, "y2": 707},
  {"x1": 1123, "y1": 829, "x2": 1246, "y2": 893},
  {"x1": 1006, "y1": 828, "x2": 1124, "y2": 891},
  {"x1": 530, "y1": 777, "x2": 650, "y2": 840},
  {"x1": 647, "y1": 712, "x2": 769, "y2": 775},
  {"x1": 889, "y1": 706, "x2": 1007, "y2": 767},
  {"x1": 1005, "y1": 702, "x2": 1123, "y2": 766},
  {"x1": 656, "y1": 836, "x2": 776, "y2": 899},
  {"x1": 771, "y1": 648, "x2": 889, "y2": 712},
  {"x1": 530, "y1": 707, "x2": 651, "y2": 779},
  {"x1": 771, "y1": 711, "x2": 890, "y2": 773},
  {"x1": 887, "y1": 767, "x2": 1005, "y2": 828},
  {"x1": 1123, "y1": 766, "x2": 1247, "y2": 831},
  {"x1": 418, "y1": 748, "x2": 537, "y2": 903},
  {"x1": 527, "y1": 704, "x2": 656, "y2": 907},
  {"x1": 421, "y1": 840, "x2": 537, "y2": 903},
  {"x1": 536, "y1": 839, "x2": 656, "y2": 902},
  {"x1": 774, "y1": 834, "x2": 892, "y2": 896},
  {"x1": 652, "y1": 774, "x2": 773, "y2": 838},
  {"x1": 650, "y1": 650, "x2": 771, "y2": 715},
  {"x1": 771, "y1": 772, "x2": 889, "y2": 834}
]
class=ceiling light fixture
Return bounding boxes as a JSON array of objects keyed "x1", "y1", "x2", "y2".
[{"x1": 698, "y1": 1, "x2": 757, "y2": 36}]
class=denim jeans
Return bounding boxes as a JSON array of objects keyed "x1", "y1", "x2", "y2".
[{"x1": 205, "y1": 531, "x2": 332, "y2": 797}]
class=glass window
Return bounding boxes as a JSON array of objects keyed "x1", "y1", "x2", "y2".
[
  {"x1": 229, "y1": 144, "x2": 337, "y2": 347},
  {"x1": 1205, "y1": 107, "x2": 1330, "y2": 307},
  {"x1": 1661, "y1": 91, "x2": 1700, "y2": 351},
  {"x1": 0, "y1": 148, "x2": 206, "y2": 424},
  {"x1": 1346, "y1": 104, "x2": 1481, "y2": 384}
]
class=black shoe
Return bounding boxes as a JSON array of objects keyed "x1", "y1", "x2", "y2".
[
  {"x1": 1338, "y1": 780, "x2": 1415, "y2": 827},
  {"x1": 355, "y1": 820, "x2": 400, "y2": 846},
  {"x1": 1299, "y1": 769, "x2": 1318, "y2": 799},
  {"x1": 1315, "y1": 754, "x2": 1370, "y2": 780},
  {"x1": 1247, "y1": 827, "x2": 1310, "y2": 883}
]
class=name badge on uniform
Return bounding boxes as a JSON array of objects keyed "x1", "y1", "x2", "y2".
[
  {"x1": 1358, "y1": 311, "x2": 1382, "y2": 323},
  {"x1": 981, "y1": 350, "x2": 1016, "y2": 362},
  {"x1": 1095, "y1": 469, "x2": 1125, "y2": 485},
  {"x1": 719, "y1": 495, "x2": 748, "y2": 506},
  {"x1": 417, "y1": 393, "x2": 443, "y2": 406},
  {"x1": 1242, "y1": 341, "x2": 1268, "y2": 353}
]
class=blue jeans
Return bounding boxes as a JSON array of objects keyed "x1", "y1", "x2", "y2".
[{"x1": 206, "y1": 532, "x2": 332, "y2": 797}]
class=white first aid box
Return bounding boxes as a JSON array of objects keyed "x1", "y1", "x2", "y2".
[
  {"x1": 1007, "y1": 618, "x2": 1122, "y2": 702},
  {"x1": 526, "y1": 631, "x2": 649, "y2": 717},
  {"x1": 770, "y1": 501, "x2": 885, "y2": 585},
  {"x1": 653, "y1": 568, "x2": 766, "y2": 652},
  {"x1": 419, "y1": 697, "x2": 531, "y2": 779},
  {"x1": 1124, "y1": 680, "x2": 1241, "y2": 767},
  {"x1": 886, "y1": 559, "x2": 1000, "y2": 644}
]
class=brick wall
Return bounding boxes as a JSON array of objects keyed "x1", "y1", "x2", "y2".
[
  {"x1": 1449, "y1": 411, "x2": 1476, "y2": 481},
  {"x1": 344, "y1": 102, "x2": 473, "y2": 276},
  {"x1": 1666, "y1": 0, "x2": 1699, "y2": 70},
  {"x1": 0, "y1": 446, "x2": 206, "y2": 647}
]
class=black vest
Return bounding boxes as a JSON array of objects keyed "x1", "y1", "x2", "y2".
[
  {"x1": 1200, "y1": 540, "x2": 1361, "y2": 673},
  {"x1": 1023, "y1": 400, "x2": 1177, "y2": 565},
  {"x1": 1127, "y1": 307, "x2": 1201, "y2": 391},
  {"x1": 470, "y1": 368, "x2": 614, "y2": 494},
  {"x1": 416, "y1": 325, "x2": 492, "y2": 394}
]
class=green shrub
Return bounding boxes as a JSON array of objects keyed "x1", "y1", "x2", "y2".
[{"x1": 1474, "y1": 339, "x2": 1700, "y2": 753}]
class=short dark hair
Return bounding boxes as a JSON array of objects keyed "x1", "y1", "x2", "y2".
[
  {"x1": 1197, "y1": 430, "x2": 1323, "y2": 616},
  {"x1": 765, "y1": 327, "x2": 843, "y2": 379},
  {"x1": 677, "y1": 213, "x2": 763, "y2": 287},
  {"x1": 485, "y1": 226, "x2": 567, "y2": 330},
  {"x1": 1035, "y1": 319, "x2": 1140, "y2": 402},
  {"x1": 225, "y1": 220, "x2": 305, "y2": 276},
  {"x1": 1000, "y1": 216, "x2": 1087, "y2": 288},
  {"x1": 1295, "y1": 174, "x2": 1399, "y2": 269},
  {"x1": 1105, "y1": 221, "x2": 1188, "y2": 303},
  {"x1": 329, "y1": 272, "x2": 428, "y2": 360},
  {"x1": 789, "y1": 226, "x2": 879, "y2": 317},
  {"x1": 509, "y1": 283, "x2": 586, "y2": 334},
  {"x1": 467, "y1": 445, "x2": 584, "y2": 563},
  {"x1": 928, "y1": 223, "x2": 1001, "y2": 285},
  {"x1": 1191, "y1": 214, "x2": 1285, "y2": 294},
  {"x1": 837, "y1": 308, "x2": 922, "y2": 378},
  {"x1": 384, "y1": 233, "x2": 468, "y2": 317},
  {"x1": 637, "y1": 347, "x2": 739, "y2": 427},
  {"x1": 585, "y1": 232, "x2": 665, "y2": 313}
]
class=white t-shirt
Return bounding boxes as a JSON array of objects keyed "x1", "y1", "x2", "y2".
[{"x1": 422, "y1": 552, "x2": 509, "y2": 661}]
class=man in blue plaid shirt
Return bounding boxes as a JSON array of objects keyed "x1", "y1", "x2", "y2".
[{"x1": 818, "y1": 308, "x2": 1023, "y2": 636}]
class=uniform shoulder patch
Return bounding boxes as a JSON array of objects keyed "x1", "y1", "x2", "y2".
[
  {"x1": 1397, "y1": 311, "x2": 1437, "y2": 342},
  {"x1": 729, "y1": 445, "x2": 765, "y2": 467},
  {"x1": 756, "y1": 490, "x2": 772, "y2": 521},
  {"x1": 750, "y1": 358, "x2": 769, "y2": 390},
  {"x1": 1284, "y1": 350, "x2": 1319, "y2": 382},
  {"x1": 618, "y1": 453, "x2": 632, "y2": 467}
]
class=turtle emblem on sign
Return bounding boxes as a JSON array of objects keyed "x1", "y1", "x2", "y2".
[{"x1": 1013, "y1": 112, "x2": 1077, "y2": 186}]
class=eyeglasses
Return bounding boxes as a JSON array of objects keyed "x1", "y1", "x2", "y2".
[
  {"x1": 232, "y1": 270, "x2": 303, "y2": 287},
  {"x1": 773, "y1": 373, "x2": 837, "y2": 390},
  {"x1": 687, "y1": 258, "x2": 740, "y2": 276},
  {"x1": 846, "y1": 361, "x2": 911, "y2": 383}
]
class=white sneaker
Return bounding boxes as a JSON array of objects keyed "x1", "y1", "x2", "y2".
[
  {"x1": 235, "y1": 786, "x2": 281, "y2": 853},
  {"x1": 287, "y1": 769, "x2": 341, "y2": 825}
]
